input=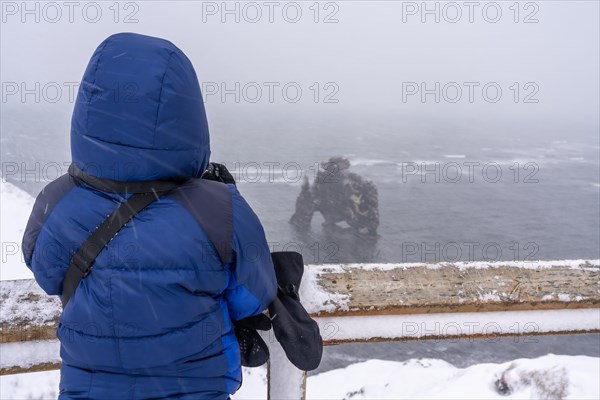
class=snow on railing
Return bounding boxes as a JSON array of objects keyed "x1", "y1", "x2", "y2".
[{"x1": 1, "y1": 260, "x2": 599, "y2": 399}]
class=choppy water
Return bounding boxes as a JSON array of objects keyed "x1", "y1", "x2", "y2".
[{"x1": 313, "y1": 333, "x2": 600, "y2": 374}]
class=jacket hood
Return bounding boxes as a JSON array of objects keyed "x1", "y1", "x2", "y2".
[{"x1": 71, "y1": 32, "x2": 210, "y2": 182}]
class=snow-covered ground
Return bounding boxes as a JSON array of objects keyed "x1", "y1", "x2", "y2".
[
  {"x1": 1, "y1": 179, "x2": 35, "y2": 281},
  {"x1": 1, "y1": 354, "x2": 598, "y2": 399},
  {"x1": 307, "y1": 355, "x2": 600, "y2": 400}
]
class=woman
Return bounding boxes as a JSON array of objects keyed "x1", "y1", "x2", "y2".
[{"x1": 22, "y1": 32, "x2": 277, "y2": 399}]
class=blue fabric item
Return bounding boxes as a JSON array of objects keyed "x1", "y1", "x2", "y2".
[
  {"x1": 71, "y1": 32, "x2": 210, "y2": 182},
  {"x1": 22, "y1": 32, "x2": 277, "y2": 399}
]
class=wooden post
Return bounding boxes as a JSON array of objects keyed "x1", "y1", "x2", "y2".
[{"x1": 261, "y1": 330, "x2": 307, "y2": 400}]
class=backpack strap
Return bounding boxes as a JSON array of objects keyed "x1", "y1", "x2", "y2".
[
  {"x1": 62, "y1": 164, "x2": 186, "y2": 309},
  {"x1": 61, "y1": 164, "x2": 234, "y2": 309},
  {"x1": 61, "y1": 190, "x2": 172, "y2": 309},
  {"x1": 169, "y1": 179, "x2": 233, "y2": 265},
  {"x1": 68, "y1": 163, "x2": 187, "y2": 193}
]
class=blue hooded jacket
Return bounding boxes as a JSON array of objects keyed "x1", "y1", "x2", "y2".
[{"x1": 22, "y1": 33, "x2": 277, "y2": 399}]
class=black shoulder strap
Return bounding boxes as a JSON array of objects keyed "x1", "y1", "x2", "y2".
[
  {"x1": 68, "y1": 163, "x2": 187, "y2": 193},
  {"x1": 169, "y1": 179, "x2": 233, "y2": 265},
  {"x1": 61, "y1": 191, "x2": 169, "y2": 309},
  {"x1": 61, "y1": 164, "x2": 234, "y2": 309}
]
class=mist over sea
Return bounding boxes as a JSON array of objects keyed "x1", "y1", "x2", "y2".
[{"x1": 3, "y1": 106, "x2": 599, "y2": 264}]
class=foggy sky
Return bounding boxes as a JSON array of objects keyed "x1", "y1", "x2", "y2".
[{"x1": 1, "y1": 1, "x2": 599, "y2": 126}]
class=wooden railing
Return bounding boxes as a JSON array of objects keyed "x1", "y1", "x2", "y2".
[{"x1": 1, "y1": 260, "x2": 599, "y2": 399}]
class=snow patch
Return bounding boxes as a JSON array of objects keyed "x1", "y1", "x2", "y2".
[
  {"x1": 300, "y1": 264, "x2": 349, "y2": 314},
  {"x1": 0, "y1": 179, "x2": 35, "y2": 281},
  {"x1": 0, "y1": 340, "x2": 60, "y2": 372},
  {"x1": 2, "y1": 355, "x2": 598, "y2": 400},
  {"x1": 307, "y1": 354, "x2": 599, "y2": 400},
  {"x1": 307, "y1": 260, "x2": 599, "y2": 274},
  {"x1": 479, "y1": 292, "x2": 502, "y2": 302},
  {"x1": 315, "y1": 309, "x2": 600, "y2": 342},
  {"x1": 0, "y1": 280, "x2": 61, "y2": 330}
]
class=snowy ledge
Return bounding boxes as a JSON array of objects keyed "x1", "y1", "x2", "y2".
[
  {"x1": 1, "y1": 260, "x2": 598, "y2": 345},
  {"x1": 0, "y1": 280, "x2": 61, "y2": 343},
  {"x1": 0, "y1": 260, "x2": 599, "y2": 376},
  {"x1": 299, "y1": 259, "x2": 599, "y2": 315}
]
